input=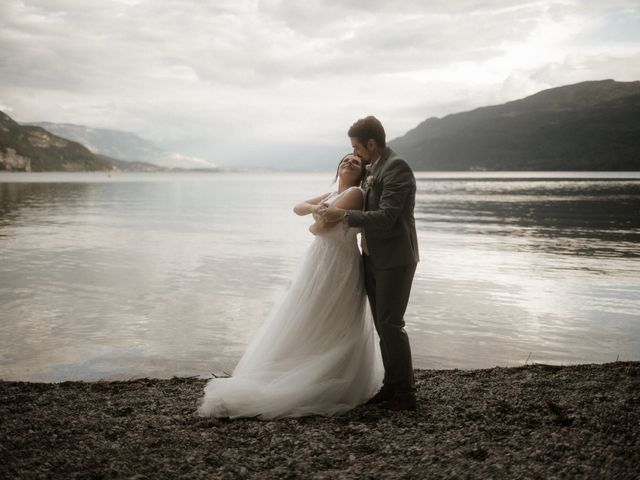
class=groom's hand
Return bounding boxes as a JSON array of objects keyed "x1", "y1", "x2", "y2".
[{"x1": 319, "y1": 206, "x2": 346, "y2": 223}]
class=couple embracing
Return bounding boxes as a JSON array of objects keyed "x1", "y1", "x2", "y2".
[{"x1": 199, "y1": 116, "x2": 420, "y2": 419}]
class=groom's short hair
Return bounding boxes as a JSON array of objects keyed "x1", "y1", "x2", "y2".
[{"x1": 348, "y1": 116, "x2": 386, "y2": 148}]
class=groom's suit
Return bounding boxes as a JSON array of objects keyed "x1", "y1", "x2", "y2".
[{"x1": 345, "y1": 147, "x2": 419, "y2": 394}]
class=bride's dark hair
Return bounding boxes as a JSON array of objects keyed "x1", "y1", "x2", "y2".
[{"x1": 333, "y1": 154, "x2": 367, "y2": 187}]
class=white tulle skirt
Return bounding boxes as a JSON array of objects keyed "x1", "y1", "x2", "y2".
[{"x1": 198, "y1": 225, "x2": 383, "y2": 419}]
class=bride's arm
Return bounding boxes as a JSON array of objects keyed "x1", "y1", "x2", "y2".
[{"x1": 293, "y1": 193, "x2": 330, "y2": 216}]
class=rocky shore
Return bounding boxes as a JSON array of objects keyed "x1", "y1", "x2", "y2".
[{"x1": 1, "y1": 362, "x2": 638, "y2": 479}]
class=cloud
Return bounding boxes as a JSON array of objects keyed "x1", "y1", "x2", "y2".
[{"x1": 0, "y1": 0, "x2": 639, "y2": 167}]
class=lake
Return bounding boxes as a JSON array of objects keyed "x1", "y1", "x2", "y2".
[{"x1": 1, "y1": 171, "x2": 639, "y2": 381}]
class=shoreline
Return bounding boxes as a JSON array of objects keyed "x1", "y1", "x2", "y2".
[{"x1": 2, "y1": 362, "x2": 638, "y2": 479}]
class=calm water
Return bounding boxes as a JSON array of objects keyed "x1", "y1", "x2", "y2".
[{"x1": 1, "y1": 171, "x2": 639, "y2": 381}]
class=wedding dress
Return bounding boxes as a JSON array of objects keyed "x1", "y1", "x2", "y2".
[{"x1": 198, "y1": 187, "x2": 383, "y2": 419}]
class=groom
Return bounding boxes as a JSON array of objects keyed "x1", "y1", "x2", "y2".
[{"x1": 320, "y1": 116, "x2": 419, "y2": 411}]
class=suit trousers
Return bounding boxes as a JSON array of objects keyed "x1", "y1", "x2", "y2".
[{"x1": 363, "y1": 254, "x2": 416, "y2": 394}]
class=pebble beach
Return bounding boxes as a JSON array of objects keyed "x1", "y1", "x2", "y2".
[{"x1": 1, "y1": 362, "x2": 638, "y2": 479}]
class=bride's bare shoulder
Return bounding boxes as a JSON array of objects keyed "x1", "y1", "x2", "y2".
[{"x1": 333, "y1": 187, "x2": 364, "y2": 210}]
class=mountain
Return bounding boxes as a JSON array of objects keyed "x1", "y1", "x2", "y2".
[
  {"x1": 28, "y1": 122, "x2": 213, "y2": 169},
  {"x1": 389, "y1": 79, "x2": 640, "y2": 171},
  {"x1": 0, "y1": 111, "x2": 162, "y2": 172},
  {"x1": 1, "y1": 110, "x2": 108, "y2": 171}
]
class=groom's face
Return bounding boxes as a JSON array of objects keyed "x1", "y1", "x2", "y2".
[{"x1": 350, "y1": 137, "x2": 372, "y2": 163}]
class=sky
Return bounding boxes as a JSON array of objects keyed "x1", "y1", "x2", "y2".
[{"x1": 1, "y1": 0, "x2": 640, "y2": 168}]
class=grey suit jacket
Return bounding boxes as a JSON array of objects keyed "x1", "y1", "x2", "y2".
[{"x1": 346, "y1": 147, "x2": 420, "y2": 269}]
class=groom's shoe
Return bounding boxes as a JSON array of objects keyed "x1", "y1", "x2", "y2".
[
  {"x1": 365, "y1": 386, "x2": 395, "y2": 405},
  {"x1": 382, "y1": 392, "x2": 417, "y2": 411}
]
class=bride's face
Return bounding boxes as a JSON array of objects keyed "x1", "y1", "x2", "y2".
[{"x1": 339, "y1": 155, "x2": 363, "y2": 184}]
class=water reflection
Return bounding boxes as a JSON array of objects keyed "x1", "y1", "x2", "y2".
[
  {"x1": 415, "y1": 178, "x2": 640, "y2": 257},
  {"x1": 0, "y1": 182, "x2": 95, "y2": 231}
]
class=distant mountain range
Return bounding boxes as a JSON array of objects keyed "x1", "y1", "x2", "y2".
[
  {"x1": 0, "y1": 111, "x2": 218, "y2": 172},
  {"x1": 28, "y1": 122, "x2": 213, "y2": 170},
  {"x1": 0, "y1": 111, "x2": 161, "y2": 172},
  {"x1": 389, "y1": 79, "x2": 640, "y2": 171}
]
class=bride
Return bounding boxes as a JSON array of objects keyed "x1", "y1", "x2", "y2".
[{"x1": 198, "y1": 154, "x2": 383, "y2": 419}]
